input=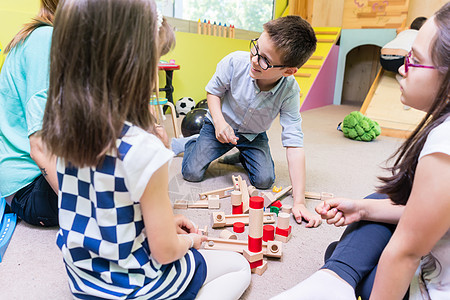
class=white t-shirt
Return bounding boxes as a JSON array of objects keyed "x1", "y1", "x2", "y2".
[{"x1": 410, "y1": 116, "x2": 450, "y2": 299}]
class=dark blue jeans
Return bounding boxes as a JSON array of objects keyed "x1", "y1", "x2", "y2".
[
  {"x1": 10, "y1": 175, "x2": 58, "y2": 227},
  {"x1": 182, "y1": 118, "x2": 275, "y2": 189},
  {"x1": 322, "y1": 193, "x2": 405, "y2": 300}
]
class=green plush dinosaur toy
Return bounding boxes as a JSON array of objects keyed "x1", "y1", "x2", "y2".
[{"x1": 341, "y1": 111, "x2": 381, "y2": 142}]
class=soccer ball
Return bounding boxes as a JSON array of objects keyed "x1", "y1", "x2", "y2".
[{"x1": 175, "y1": 97, "x2": 195, "y2": 115}]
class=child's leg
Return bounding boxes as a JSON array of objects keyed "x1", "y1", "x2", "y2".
[
  {"x1": 196, "y1": 249, "x2": 251, "y2": 300},
  {"x1": 322, "y1": 193, "x2": 395, "y2": 292},
  {"x1": 10, "y1": 175, "x2": 58, "y2": 226},
  {"x1": 237, "y1": 132, "x2": 275, "y2": 189},
  {"x1": 182, "y1": 119, "x2": 234, "y2": 182}
]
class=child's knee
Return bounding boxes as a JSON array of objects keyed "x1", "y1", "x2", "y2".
[
  {"x1": 181, "y1": 168, "x2": 204, "y2": 182},
  {"x1": 251, "y1": 175, "x2": 274, "y2": 190}
]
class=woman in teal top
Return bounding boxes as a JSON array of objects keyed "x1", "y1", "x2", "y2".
[{"x1": 0, "y1": 0, "x2": 59, "y2": 226}]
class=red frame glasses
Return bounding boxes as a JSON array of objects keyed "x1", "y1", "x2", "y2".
[{"x1": 404, "y1": 51, "x2": 436, "y2": 73}]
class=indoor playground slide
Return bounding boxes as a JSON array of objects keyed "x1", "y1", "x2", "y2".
[{"x1": 360, "y1": 68, "x2": 425, "y2": 138}]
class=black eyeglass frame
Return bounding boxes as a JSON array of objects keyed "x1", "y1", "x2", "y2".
[{"x1": 249, "y1": 38, "x2": 288, "y2": 70}]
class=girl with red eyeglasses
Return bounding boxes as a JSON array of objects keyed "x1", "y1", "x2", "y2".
[{"x1": 272, "y1": 3, "x2": 450, "y2": 300}]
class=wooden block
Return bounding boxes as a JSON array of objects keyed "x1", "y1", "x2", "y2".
[
  {"x1": 275, "y1": 232, "x2": 292, "y2": 243},
  {"x1": 266, "y1": 241, "x2": 282, "y2": 258},
  {"x1": 219, "y1": 229, "x2": 237, "y2": 240},
  {"x1": 198, "y1": 226, "x2": 208, "y2": 237},
  {"x1": 188, "y1": 200, "x2": 209, "y2": 208},
  {"x1": 199, "y1": 186, "x2": 234, "y2": 200},
  {"x1": 204, "y1": 238, "x2": 282, "y2": 258},
  {"x1": 247, "y1": 185, "x2": 259, "y2": 197},
  {"x1": 212, "y1": 212, "x2": 226, "y2": 228},
  {"x1": 263, "y1": 192, "x2": 276, "y2": 208},
  {"x1": 305, "y1": 191, "x2": 321, "y2": 200},
  {"x1": 277, "y1": 212, "x2": 290, "y2": 230},
  {"x1": 243, "y1": 249, "x2": 263, "y2": 263},
  {"x1": 264, "y1": 186, "x2": 292, "y2": 207},
  {"x1": 237, "y1": 177, "x2": 250, "y2": 213},
  {"x1": 211, "y1": 212, "x2": 276, "y2": 229},
  {"x1": 281, "y1": 204, "x2": 292, "y2": 214},
  {"x1": 230, "y1": 190, "x2": 242, "y2": 206},
  {"x1": 208, "y1": 195, "x2": 220, "y2": 209},
  {"x1": 173, "y1": 199, "x2": 188, "y2": 209},
  {"x1": 321, "y1": 192, "x2": 334, "y2": 200},
  {"x1": 253, "y1": 260, "x2": 268, "y2": 276},
  {"x1": 232, "y1": 175, "x2": 240, "y2": 190}
]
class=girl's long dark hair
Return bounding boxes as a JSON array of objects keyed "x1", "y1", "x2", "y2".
[
  {"x1": 377, "y1": 3, "x2": 450, "y2": 205},
  {"x1": 42, "y1": 0, "x2": 173, "y2": 167},
  {"x1": 5, "y1": 0, "x2": 59, "y2": 53}
]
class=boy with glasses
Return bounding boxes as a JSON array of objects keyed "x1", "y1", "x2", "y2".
[{"x1": 180, "y1": 16, "x2": 320, "y2": 227}]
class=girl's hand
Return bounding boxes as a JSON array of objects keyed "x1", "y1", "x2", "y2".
[
  {"x1": 174, "y1": 215, "x2": 198, "y2": 234},
  {"x1": 315, "y1": 198, "x2": 363, "y2": 226},
  {"x1": 190, "y1": 233, "x2": 207, "y2": 249}
]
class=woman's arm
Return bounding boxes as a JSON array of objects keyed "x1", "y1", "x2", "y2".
[
  {"x1": 370, "y1": 153, "x2": 450, "y2": 299},
  {"x1": 29, "y1": 133, "x2": 58, "y2": 193},
  {"x1": 140, "y1": 162, "x2": 205, "y2": 265}
]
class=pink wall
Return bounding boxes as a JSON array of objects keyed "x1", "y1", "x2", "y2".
[{"x1": 300, "y1": 44, "x2": 339, "y2": 112}]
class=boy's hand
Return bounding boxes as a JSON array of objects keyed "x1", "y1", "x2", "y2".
[
  {"x1": 292, "y1": 202, "x2": 322, "y2": 228},
  {"x1": 215, "y1": 120, "x2": 239, "y2": 145},
  {"x1": 174, "y1": 214, "x2": 198, "y2": 234},
  {"x1": 315, "y1": 198, "x2": 362, "y2": 227}
]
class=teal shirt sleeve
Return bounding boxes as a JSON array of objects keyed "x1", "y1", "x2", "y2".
[{"x1": 23, "y1": 26, "x2": 53, "y2": 137}]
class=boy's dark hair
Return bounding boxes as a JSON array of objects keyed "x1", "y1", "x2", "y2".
[
  {"x1": 410, "y1": 16, "x2": 427, "y2": 30},
  {"x1": 263, "y1": 15, "x2": 317, "y2": 68}
]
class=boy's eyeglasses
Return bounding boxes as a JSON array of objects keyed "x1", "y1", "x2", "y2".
[
  {"x1": 250, "y1": 38, "x2": 288, "y2": 70},
  {"x1": 404, "y1": 51, "x2": 436, "y2": 73}
]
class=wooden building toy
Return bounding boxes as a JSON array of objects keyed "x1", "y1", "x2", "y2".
[
  {"x1": 212, "y1": 212, "x2": 276, "y2": 229},
  {"x1": 247, "y1": 185, "x2": 259, "y2": 197},
  {"x1": 199, "y1": 186, "x2": 234, "y2": 200},
  {"x1": 281, "y1": 204, "x2": 293, "y2": 214},
  {"x1": 247, "y1": 196, "x2": 266, "y2": 274},
  {"x1": 262, "y1": 185, "x2": 292, "y2": 207},
  {"x1": 231, "y1": 190, "x2": 243, "y2": 214},
  {"x1": 232, "y1": 175, "x2": 240, "y2": 190},
  {"x1": 173, "y1": 199, "x2": 188, "y2": 209},
  {"x1": 263, "y1": 225, "x2": 275, "y2": 242},
  {"x1": 275, "y1": 212, "x2": 292, "y2": 243},
  {"x1": 204, "y1": 238, "x2": 282, "y2": 258},
  {"x1": 304, "y1": 191, "x2": 335, "y2": 200},
  {"x1": 219, "y1": 229, "x2": 237, "y2": 240},
  {"x1": 233, "y1": 222, "x2": 245, "y2": 233},
  {"x1": 236, "y1": 176, "x2": 250, "y2": 213},
  {"x1": 207, "y1": 194, "x2": 220, "y2": 209}
]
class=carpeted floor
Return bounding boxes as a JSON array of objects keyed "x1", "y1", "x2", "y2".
[{"x1": 0, "y1": 104, "x2": 403, "y2": 299}]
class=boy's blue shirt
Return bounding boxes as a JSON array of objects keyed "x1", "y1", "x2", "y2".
[
  {"x1": 0, "y1": 26, "x2": 52, "y2": 197},
  {"x1": 206, "y1": 51, "x2": 304, "y2": 148}
]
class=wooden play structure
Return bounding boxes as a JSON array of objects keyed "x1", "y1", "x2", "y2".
[{"x1": 360, "y1": 69, "x2": 425, "y2": 138}]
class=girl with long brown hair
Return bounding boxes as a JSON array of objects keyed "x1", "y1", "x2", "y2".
[
  {"x1": 273, "y1": 3, "x2": 450, "y2": 300},
  {"x1": 41, "y1": 0, "x2": 250, "y2": 298},
  {"x1": 0, "y1": 0, "x2": 60, "y2": 227}
]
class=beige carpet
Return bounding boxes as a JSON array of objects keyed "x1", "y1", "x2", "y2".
[{"x1": 0, "y1": 105, "x2": 403, "y2": 299}]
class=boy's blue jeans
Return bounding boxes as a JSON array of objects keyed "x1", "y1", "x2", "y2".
[{"x1": 182, "y1": 118, "x2": 275, "y2": 189}]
